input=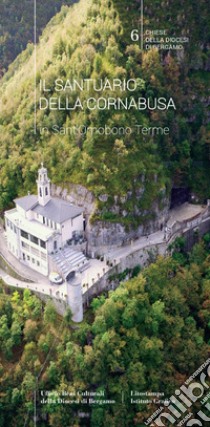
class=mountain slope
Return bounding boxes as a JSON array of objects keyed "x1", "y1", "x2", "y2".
[
  {"x1": 0, "y1": 0, "x2": 209, "y2": 228},
  {"x1": 0, "y1": 0, "x2": 78, "y2": 77}
]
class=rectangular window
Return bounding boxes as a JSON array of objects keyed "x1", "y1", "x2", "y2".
[
  {"x1": 43, "y1": 217, "x2": 45, "y2": 224},
  {"x1": 54, "y1": 241, "x2": 57, "y2": 250},
  {"x1": 30, "y1": 234, "x2": 39, "y2": 245},
  {"x1": 37, "y1": 261, "x2": 40, "y2": 266},
  {"x1": 27, "y1": 255, "x2": 30, "y2": 261},
  {"x1": 40, "y1": 240, "x2": 46, "y2": 249},
  {"x1": 32, "y1": 258, "x2": 35, "y2": 264},
  {"x1": 21, "y1": 230, "x2": 29, "y2": 240}
]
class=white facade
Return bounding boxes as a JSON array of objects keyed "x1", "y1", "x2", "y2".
[
  {"x1": 5, "y1": 166, "x2": 84, "y2": 277},
  {"x1": 60, "y1": 215, "x2": 84, "y2": 244}
]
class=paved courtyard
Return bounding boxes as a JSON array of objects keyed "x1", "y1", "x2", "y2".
[{"x1": 167, "y1": 203, "x2": 206, "y2": 227}]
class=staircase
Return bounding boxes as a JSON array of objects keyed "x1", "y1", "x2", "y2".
[{"x1": 50, "y1": 247, "x2": 89, "y2": 279}]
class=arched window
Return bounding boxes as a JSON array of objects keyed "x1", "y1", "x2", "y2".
[
  {"x1": 39, "y1": 188, "x2": 42, "y2": 197},
  {"x1": 45, "y1": 187, "x2": 48, "y2": 196}
]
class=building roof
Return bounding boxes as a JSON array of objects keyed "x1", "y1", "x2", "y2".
[
  {"x1": 33, "y1": 198, "x2": 83, "y2": 223},
  {"x1": 15, "y1": 195, "x2": 38, "y2": 211},
  {"x1": 5, "y1": 208, "x2": 56, "y2": 241},
  {"x1": 15, "y1": 195, "x2": 83, "y2": 224},
  {"x1": 20, "y1": 219, "x2": 56, "y2": 241}
]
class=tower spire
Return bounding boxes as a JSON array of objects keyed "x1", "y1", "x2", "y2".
[{"x1": 36, "y1": 164, "x2": 51, "y2": 206}]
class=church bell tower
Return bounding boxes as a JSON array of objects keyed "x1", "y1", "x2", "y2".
[{"x1": 36, "y1": 163, "x2": 51, "y2": 206}]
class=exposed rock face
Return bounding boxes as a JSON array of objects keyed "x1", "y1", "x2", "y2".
[
  {"x1": 51, "y1": 184, "x2": 170, "y2": 254},
  {"x1": 86, "y1": 201, "x2": 169, "y2": 255},
  {"x1": 51, "y1": 183, "x2": 95, "y2": 215}
]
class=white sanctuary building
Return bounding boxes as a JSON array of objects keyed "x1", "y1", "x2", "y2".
[{"x1": 4, "y1": 165, "x2": 86, "y2": 277}]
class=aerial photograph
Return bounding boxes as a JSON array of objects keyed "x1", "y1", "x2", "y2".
[{"x1": 0, "y1": 0, "x2": 209, "y2": 426}]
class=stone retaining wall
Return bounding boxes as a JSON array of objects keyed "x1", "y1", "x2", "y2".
[
  {"x1": 83, "y1": 217, "x2": 210, "y2": 307},
  {"x1": 34, "y1": 291, "x2": 68, "y2": 316}
]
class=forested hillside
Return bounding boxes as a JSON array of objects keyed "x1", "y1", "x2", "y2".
[
  {"x1": 113, "y1": 0, "x2": 210, "y2": 60},
  {"x1": 0, "y1": 0, "x2": 209, "y2": 227},
  {"x1": 0, "y1": 235, "x2": 210, "y2": 426},
  {"x1": 0, "y1": 0, "x2": 77, "y2": 77}
]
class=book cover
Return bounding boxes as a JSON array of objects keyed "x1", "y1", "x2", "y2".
[{"x1": 0, "y1": 1, "x2": 210, "y2": 426}]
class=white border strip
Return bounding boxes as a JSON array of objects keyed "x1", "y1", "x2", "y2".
[
  {"x1": 34, "y1": 0, "x2": 37, "y2": 135},
  {"x1": 141, "y1": 0, "x2": 144, "y2": 51}
]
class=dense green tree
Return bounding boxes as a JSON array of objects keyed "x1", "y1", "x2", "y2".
[
  {"x1": 43, "y1": 301, "x2": 57, "y2": 325},
  {"x1": 23, "y1": 319, "x2": 38, "y2": 342}
]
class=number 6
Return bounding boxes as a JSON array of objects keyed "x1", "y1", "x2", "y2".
[{"x1": 131, "y1": 29, "x2": 139, "y2": 42}]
